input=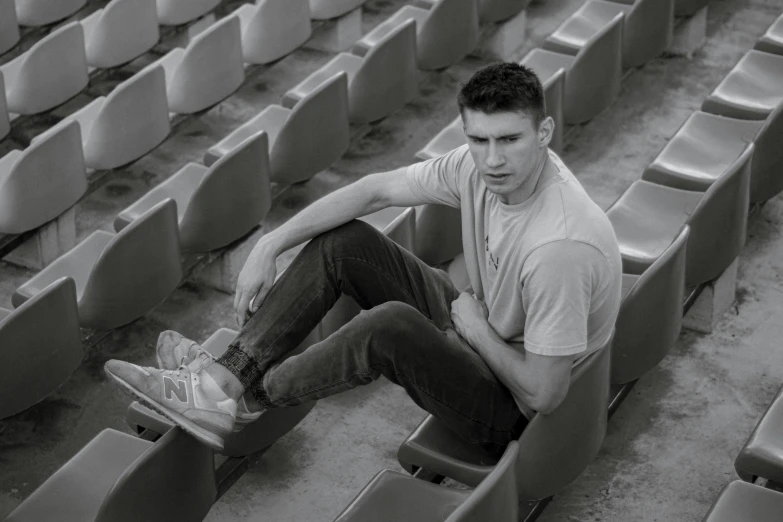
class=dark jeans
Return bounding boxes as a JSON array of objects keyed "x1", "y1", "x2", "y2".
[{"x1": 216, "y1": 220, "x2": 527, "y2": 449}]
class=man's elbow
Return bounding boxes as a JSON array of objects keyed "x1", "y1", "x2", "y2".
[{"x1": 528, "y1": 387, "x2": 568, "y2": 415}]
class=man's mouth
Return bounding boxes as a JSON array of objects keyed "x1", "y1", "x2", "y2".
[{"x1": 485, "y1": 173, "x2": 510, "y2": 181}]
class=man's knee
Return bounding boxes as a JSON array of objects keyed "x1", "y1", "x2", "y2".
[
  {"x1": 307, "y1": 219, "x2": 379, "y2": 258},
  {"x1": 359, "y1": 302, "x2": 432, "y2": 358}
]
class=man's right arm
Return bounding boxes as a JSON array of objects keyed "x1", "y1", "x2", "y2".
[{"x1": 233, "y1": 167, "x2": 432, "y2": 324}]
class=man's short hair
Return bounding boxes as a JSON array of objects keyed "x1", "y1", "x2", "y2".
[{"x1": 457, "y1": 62, "x2": 546, "y2": 126}]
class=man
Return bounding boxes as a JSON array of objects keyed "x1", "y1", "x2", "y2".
[{"x1": 105, "y1": 62, "x2": 622, "y2": 453}]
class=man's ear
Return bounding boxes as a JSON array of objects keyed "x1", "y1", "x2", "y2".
[{"x1": 538, "y1": 116, "x2": 555, "y2": 148}]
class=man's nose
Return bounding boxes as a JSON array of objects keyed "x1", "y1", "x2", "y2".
[{"x1": 486, "y1": 142, "x2": 505, "y2": 168}]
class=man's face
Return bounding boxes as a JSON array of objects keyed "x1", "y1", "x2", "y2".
[{"x1": 462, "y1": 109, "x2": 549, "y2": 204}]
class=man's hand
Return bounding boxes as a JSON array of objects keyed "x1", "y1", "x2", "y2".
[
  {"x1": 450, "y1": 292, "x2": 489, "y2": 346},
  {"x1": 234, "y1": 236, "x2": 279, "y2": 327}
]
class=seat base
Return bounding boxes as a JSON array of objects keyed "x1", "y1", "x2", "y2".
[
  {"x1": 682, "y1": 257, "x2": 738, "y2": 334},
  {"x1": 669, "y1": 4, "x2": 707, "y2": 58},
  {"x1": 204, "y1": 105, "x2": 287, "y2": 166},
  {"x1": 4, "y1": 207, "x2": 78, "y2": 271},
  {"x1": 305, "y1": 6, "x2": 362, "y2": 53}
]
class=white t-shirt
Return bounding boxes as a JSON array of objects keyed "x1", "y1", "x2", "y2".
[{"x1": 405, "y1": 145, "x2": 622, "y2": 358}]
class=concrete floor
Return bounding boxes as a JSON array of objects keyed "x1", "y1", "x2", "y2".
[{"x1": 1, "y1": 0, "x2": 783, "y2": 520}]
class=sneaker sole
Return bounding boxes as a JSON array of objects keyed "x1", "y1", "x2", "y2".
[{"x1": 105, "y1": 369, "x2": 226, "y2": 452}]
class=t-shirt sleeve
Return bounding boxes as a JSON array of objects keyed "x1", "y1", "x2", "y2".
[
  {"x1": 521, "y1": 241, "x2": 604, "y2": 356},
  {"x1": 404, "y1": 145, "x2": 471, "y2": 208}
]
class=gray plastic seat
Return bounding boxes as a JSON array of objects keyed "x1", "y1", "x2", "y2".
[
  {"x1": 0, "y1": 72, "x2": 6, "y2": 141},
  {"x1": 126, "y1": 327, "x2": 318, "y2": 457},
  {"x1": 701, "y1": 50, "x2": 783, "y2": 121},
  {"x1": 606, "y1": 144, "x2": 752, "y2": 287},
  {"x1": 114, "y1": 132, "x2": 271, "y2": 254},
  {"x1": 0, "y1": 22, "x2": 88, "y2": 114},
  {"x1": 398, "y1": 339, "x2": 611, "y2": 500},
  {"x1": 38, "y1": 64, "x2": 170, "y2": 170},
  {"x1": 642, "y1": 109, "x2": 782, "y2": 203},
  {"x1": 477, "y1": 0, "x2": 529, "y2": 23},
  {"x1": 734, "y1": 381, "x2": 783, "y2": 485},
  {"x1": 756, "y1": 13, "x2": 783, "y2": 55},
  {"x1": 353, "y1": 0, "x2": 479, "y2": 71},
  {"x1": 0, "y1": 0, "x2": 20, "y2": 54},
  {"x1": 309, "y1": 0, "x2": 364, "y2": 20},
  {"x1": 81, "y1": 0, "x2": 160, "y2": 69},
  {"x1": 14, "y1": 0, "x2": 86, "y2": 26},
  {"x1": 150, "y1": 15, "x2": 244, "y2": 114},
  {"x1": 4, "y1": 427, "x2": 215, "y2": 522},
  {"x1": 283, "y1": 19, "x2": 417, "y2": 124},
  {"x1": 205, "y1": 72, "x2": 350, "y2": 184},
  {"x1": 411, "y1": 203, "x2": 463, "y2": 268},
  {"x1": 612, "y1": 226, "x2": 688, "y2": 385},
  {"x1": 334, "y1": 441, "x2": 519, "y2": 522},
  {"x1": 319, "y1": 207, "x2": 416, "y2": 339},
  {"x1": 675, "y1": 0, "x2": 710, "y2": 17},
  {"x1": 0, "y1": 277, "x2": 82, "y2": 420},
  {"x1": 155, "y1": 0, "x2": 219, "y2": 25},
  {"x1": 0, "y1": 120, "x2": 86, "y2": 234},
  {"x1": 13, "y1": 199, "x2": 183, "y2": 330},
  {"x1": 702, "y1": 481, "x2": 783, "y2": 522},
  {"x1": 522, "y1": 7, "x2": 622, "y2": 124},
  {"x1": 233, "y1": 0, "x2": 312, "y2": 65}
]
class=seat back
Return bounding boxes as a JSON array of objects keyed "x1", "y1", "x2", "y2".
[
  {"x1": 0, "y1": 277, "x2": 82, "y2": 419},
  {"x1": 242, "y1": 0, "x2": 312, "y2": 64},
  {"x1": 168, "y1": 14, "x2": 244, "y2": 114},
  {"x1": 0, "y1": 0, "x2": 20, "y2": 54},
  {"x1": 446, "y1": 441, "x2": 519, "y2": 522},
  {"x1": 565, "y1": 12, "x2": 623, "y2": 124},
  {"x1": 612, "y1": 226, "x2": 688, "y2": 384},
  {"x1": 271, "y1": 72, "x2": 350, "y2": 184},
  {"x1": 15, "y1": 0, "x2": 86, "y2": 26},
  {"x1": 309, "y1": 0, "x2": 364, "y2": 20},
  {"x1": 514, "y1": 334, "x2": 612, "y2": 500},
  {"x1": 85, "y1": 64, "x2": 170, "y2": 170},
  {"x1": 156, "y1": 0, "x2": 220, "y2": 25},
  {"x1": 419, "y1": 0, "x2": 480, "y2": 70},
  {"x1": 685, "y1": 143, "x2": 752, "y2": 286},
  {"x1": 543, "y1": 68, "x2": 565, "y2": 153},
  {"x1": 750, "y1": 102, "x2": 783, "y2": 203},
  {"x1": 478, "y1": 0, "x2": 528, "y2": 23},
  {"x1": 674, "y1": 0, "x2": 710, "y2": 17},
  {"x1": 180, "y1": 132, "x2": 271, "y2": 253},
  {"x1": 80, "y1": 198, "x2": 182, "y2": 329},
  {"x1": 0, "y1": 121, "x2": 87, "y2": 234},
  {"x1": 6, "y1": 22, "x2": 88, "y2": 114},
  {"x1": 95, "y1": 427, "x2": 216, "y2": 522},
  {"x1": 86, "y1": 0, "x2": 160, "y2": 68},
  {"x1": 350, "y1": 19, "x2": 418, "y2": 124},
  {"x1": 414, "y1": 203, "x2": 463, "y2": 266},
  {"x1": 0, "y1": 72, "x2": 8, "y2": 140}
]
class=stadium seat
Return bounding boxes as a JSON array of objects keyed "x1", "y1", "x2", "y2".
[
  {"x1": 309, "y1": 0, "x2": 364, "y2": 20},
  {"x1": 3, "y1": 427, "x2": 215, "y2": 522},
  {"x1": 412, "y1": 203, "x2": 463, "y2": 268},
  {"x1": 233, "y1": 0, "x2": 312, "y2": 65},
  {"x1": 675, "y1": 0, "x2": 710, "y2": 17},
  {"x1": 477, "y1": 0, "x2": 529, "y2": 23},
  {"x1": 114, "y1": 132, "x2": 271, "y2": 254},
  {"x1": 334, "y1": 441, "x2": 519, "y2": 521},
  {"x1": 606, "y1": 144, "x2": 752, "y2": 287},
  {"x1": 0, "y1": 73, "x2": 10, "y2": 141},
  {"x1": 702, "y1": 481, "x2": 783, "y2": 522},
  {"x1": 14, "y1": 0, "x2": 86, "y2": 26},
  {"x1": 150, "y1": 15, "x2": 244, "y2": 114},
  {"x1": 523, "y1": 8, "x2": 622, "y2": 124},
  {"x1": 0, "y1": 121, "x2": 86, "y2": 234},
  {"x1": 0, "y1": 22, "x2": 88, "y2": 114},
  {"x1": 397, "y1": 337, "x2": 611, "y2": 500},
  {"x1": 204, "y1": 72, "x2": 350, "y2": 184},
  {"x1": 755, "y1": 13, "x2": 783, "y2": 55},
  {"x1": 12, "y1": 199, "x2": 182, "y2": 330},
  {"x1": 734, "y1": 381, "x2": 783, "y2": 484},
  {"x1": 126, "y1": 327, "x2": 318, "y2": 457},
  {"x1": 612, "y1": 226, "x2": 688, "y2": 385},
  {"x1": 155, "y1": 0, "x2": 220, "y2": 25},
  {"x1": 319, "y1": 207, "x2": 416, "y2": 339},
  {"x1": 415, "y1": 116, "x2": 464, "y2": 161},
  {"x1": 81, "y1": 0, "x2": 160, "y2": 69},
  {"x1": 701, "y1": 50, "x2": 783, "y2": 121},
  {"x1": 353, "y1": 0, "x2": 479, "y2": 71},
  {"x1": 38, "y1": 64, "x2": 170, "y2": 170},
  {"x1": 282, "y1": 20, "x2": 417, "y2": 124},
  {"x1": 642, "y1": 109, "x2": 782, "y2": 203},
  {"x1": 0, "y1": 277, "x2": 82, "y2": 420},
  {"x1": 0, "y1": 0, "x2": 20, "y2": 55}
]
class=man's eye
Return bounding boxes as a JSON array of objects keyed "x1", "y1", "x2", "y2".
[
  {"x1": 470, "y1": 137, "x2": 487, "y2": 144},
  {"x1": 502, "y1": 137, "x2": 518, "y2": 143}
]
